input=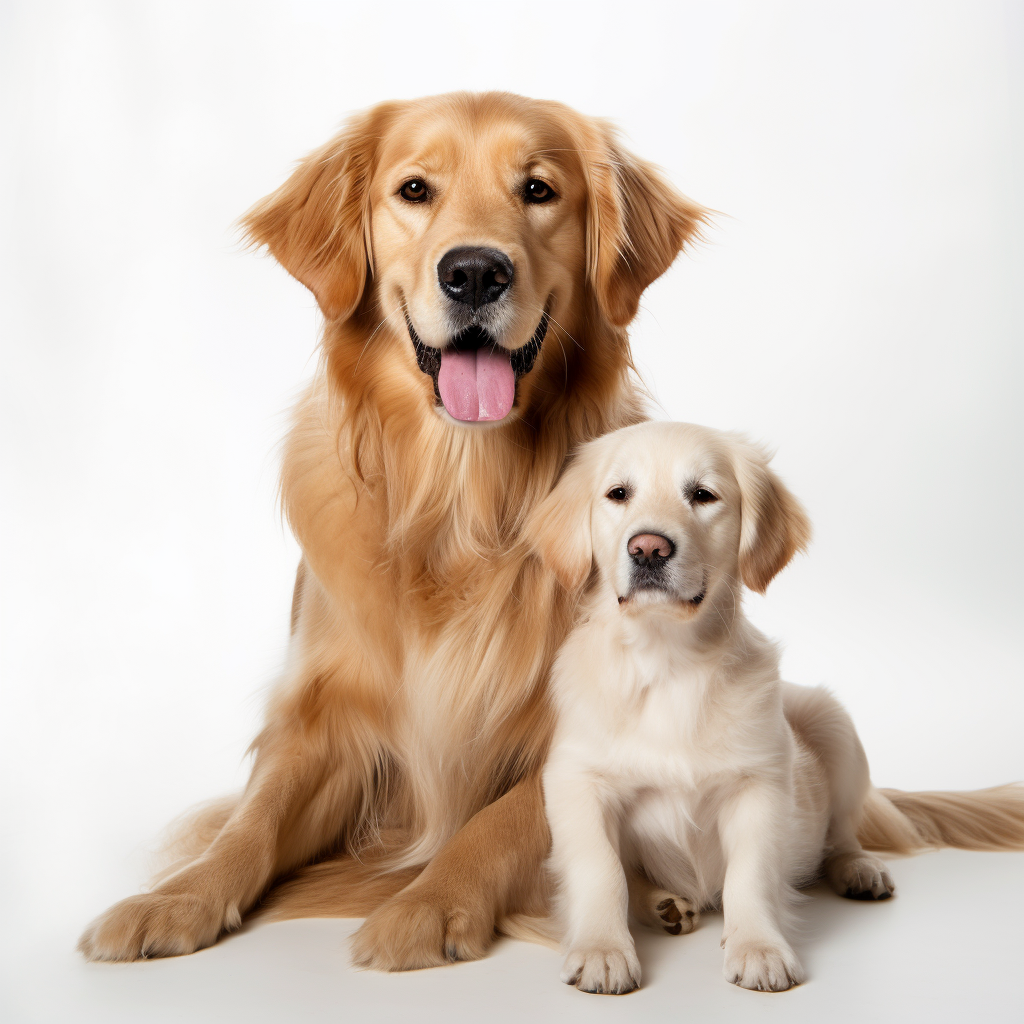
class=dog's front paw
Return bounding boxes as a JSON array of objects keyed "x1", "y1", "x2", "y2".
[
  {"x1": 79, "y1": 890, "x2": 239, "y2": 961},
  {"x1": 351, "y1": 888, "x2": 493, "y2": 971},
  {"x1": 723, "y1": 936, "x2": 804, "y2": 992},
  {"x1": 561, "y1": 945, "x2": 641, "y2": 994}
]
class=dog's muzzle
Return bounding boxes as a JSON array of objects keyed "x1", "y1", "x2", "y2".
[{"x1": 407, "y1": 312, "x2": 549, "y2": 423}]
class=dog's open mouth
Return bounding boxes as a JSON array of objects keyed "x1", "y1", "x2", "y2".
[{"x1": 407, "y1": 313, "x2": 549, "y2": 423}]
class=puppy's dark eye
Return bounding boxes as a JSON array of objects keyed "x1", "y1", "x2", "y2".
[
  {"x1": 399, "y1": 179, "x2": 429, "y2": 202},
  {"x1": 524, "y1": 178, "x2": 556, "y2": 204},
  {"x1": 692, "y1": 488, "x2": 718, "y2": 504},
  {"x1": 606, "y1": 486, "x2": 629, "y2": 502}
]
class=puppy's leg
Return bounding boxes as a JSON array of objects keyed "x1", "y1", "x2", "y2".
[
  {"x1": 785, "y1": 685, "x2": 895, "y2": 900},
  {"x1": 627, "y1": 867, "x2": 699, "y2": 935},
  {"x1": 719, "y1": 782, "x2": 804, "y2": 992},
  {"x1": 821, "y1": 731, "x2": 895, "y2": 900},
  {"x1": 545, "y1": 768, "x2": 639, "y2": 995},
  {"x1": 79, "y1": 685, "x2": 378, "y2": 962},
  {"x1": 351, "y1": 775, "x2": 550, "y2": 971}
]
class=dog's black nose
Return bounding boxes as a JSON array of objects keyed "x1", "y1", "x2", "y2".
[
  {"x1": 437, "y1": 247, "x2": 513, "y2": 311},
  {"x1": 628, "y1": 533, "x2": 675, "y2": 566}
]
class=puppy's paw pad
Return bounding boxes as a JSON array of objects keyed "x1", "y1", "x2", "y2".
[
  {"x1": 561, "y1": 946, "x2": 641, "y2": 994},
  {"x1": 827, "y1": 852, "x2": 895, "y2": 901},
  {"x1": 652, "y1": 892, "x2": 698, "y2": 935},
  {"x1": 723, "y1": 938, "x2": 804, "y2": 992}
]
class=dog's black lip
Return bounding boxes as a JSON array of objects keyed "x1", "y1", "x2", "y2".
[
  {"x1": 407, "y1": 316, "x2": 443, "y2": 399},
  {"x1": 405, "y1": 310, "x2": 550, "y2": 405}
]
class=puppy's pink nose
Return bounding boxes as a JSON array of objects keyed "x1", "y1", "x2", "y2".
[{"x1": 628, "y1": 533, "x2": 675, "y2": 562}]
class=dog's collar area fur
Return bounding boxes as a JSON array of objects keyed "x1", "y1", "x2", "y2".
[{"x1": 406, "y1": 312, "x2": 550, "y2": 404}]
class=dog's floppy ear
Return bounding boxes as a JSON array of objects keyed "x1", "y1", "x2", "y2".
[
  {"x1": 527, "y1": 453, "x2": 598, "y2": 592},
  {"x1": 242, "y1": 104, "x2": 395, "y2": 322},
  {"x1": 584, "y1": 124, "x2": 708, "y2": 327},
  {"x1": 731, "y1": 439, "x2": 812, "y2": 594}
]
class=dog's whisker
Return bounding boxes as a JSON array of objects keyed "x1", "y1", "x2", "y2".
[{"x1": 354, "y1": 304, "x2": 405, "y2": 374}]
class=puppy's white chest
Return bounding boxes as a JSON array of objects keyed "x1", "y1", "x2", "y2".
[
  {"x1": 595, "y1": 670, "x2": 739, "y2": 788},
  {"x1": 613, "y1": 688, "x2": 701, "y2": 778}
]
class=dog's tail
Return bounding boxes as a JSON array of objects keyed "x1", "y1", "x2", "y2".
[
  {"x1": 255, "y1": 857, "x2": 422, "y2": 921},
  {"x1": 857, "y1": 784, "x2": 1024, "y2": 855},
  {"x1": 498, "y1": 912, "x2": 561, "y2": 951}
]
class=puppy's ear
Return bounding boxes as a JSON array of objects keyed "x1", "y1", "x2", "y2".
[
  {"x1": 527, "y1": 455, "x2": 597, "y2": 592},
  {"x1": 731, "y1": 439, "x2": 812, "y2": 594},
  {"x1": 584, "y1": 124, "x2": 708, "y2": 327},
  {"x1": 242, "y1": 104, "x2": 395, "y2": 322}
]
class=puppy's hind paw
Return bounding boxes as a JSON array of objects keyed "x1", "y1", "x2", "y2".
[
  {"x1": 826, "y1": 851, "x2": 895, "y2": 901},
  {"x1": 649, "y1": 891, "x2": 698, "y2": 935}
]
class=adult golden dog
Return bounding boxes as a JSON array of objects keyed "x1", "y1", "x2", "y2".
[{"x1": 78, "y1": 92, "x2": 709, "y2": 969}]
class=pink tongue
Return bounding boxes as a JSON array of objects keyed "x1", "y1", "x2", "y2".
[{"x1": 437, "y1": 349, "x2": 515, "y2": 422}]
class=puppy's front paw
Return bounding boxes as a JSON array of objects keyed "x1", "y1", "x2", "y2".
[
  {"x1": 723, "y1": 936, "x2": 804, "y2": 992},
  {"x1": 561, "y1": 945, "x2": 641, "y2": 994}
]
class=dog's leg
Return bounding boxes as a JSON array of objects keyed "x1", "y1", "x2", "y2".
[
  {"x1": 350, "y1": 775, "x2": 550, "y2": 971},
  {"x1": 544, "y1": 768, "x2": 639, "y2": 995},
  {"x1": 79, "y1": 680, "x2": 378, "y2": 961},
  {"x1": 719, "y1": 781, "x2": 805, "y2": 992},
  {"x1": 627, "y1": 867, "x2": 699, "y2": 935}
]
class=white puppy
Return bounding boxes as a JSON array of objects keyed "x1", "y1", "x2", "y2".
[{"x1": 532, "y1": 421, "x2": 895, "y2": 994}]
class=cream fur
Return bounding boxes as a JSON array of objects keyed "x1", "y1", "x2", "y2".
[{"x1": 539, "y1": 422, "x2": 1024, "y2": 994}]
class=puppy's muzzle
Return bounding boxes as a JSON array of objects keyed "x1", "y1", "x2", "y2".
[{"x1": 626, "y1": 532, "x2": 675, "y2": 591}]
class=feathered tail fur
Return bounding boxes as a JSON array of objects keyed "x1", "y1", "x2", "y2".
[{"x1": 858, "y1": 784, "x2": 1024, "y2": 855}]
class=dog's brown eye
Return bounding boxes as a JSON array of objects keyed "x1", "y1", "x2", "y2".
[
  {"x1": 606, "y1": 486, "x2": 629, "y2": 502},
  {"x1": 692, "y1": 488, "x2": 718, "y2": 504},
  {"x1": 524, "y1": 179, "x2": 556, "y2": 204},
  {"x1": 400, "y1": 179, "x2": 428, "y2": 202}
]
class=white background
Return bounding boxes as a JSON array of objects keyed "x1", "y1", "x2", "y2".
[{"x1": 2, "y1": 1, "x2": 1022, "y2": 1021}]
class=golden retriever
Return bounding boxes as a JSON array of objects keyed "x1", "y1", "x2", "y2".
[
  {"x1": 535, "y1": 422, "x2": 1024, "y2": 993},
  {"x1": 77, "y1": 92, "x2": 710, "y2": 968}
]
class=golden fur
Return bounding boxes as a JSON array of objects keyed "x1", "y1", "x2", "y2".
[{"x1": 78, "y1": 92, "x2": 708, "y2": 968}]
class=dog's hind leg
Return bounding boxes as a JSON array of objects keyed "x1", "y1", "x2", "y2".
[
  {"x1": 79, "y1": 663, "x2": 386, "y2": 961},
  {"x1": 783, "y1": 683, "x2": 896, "y2": 901}
]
